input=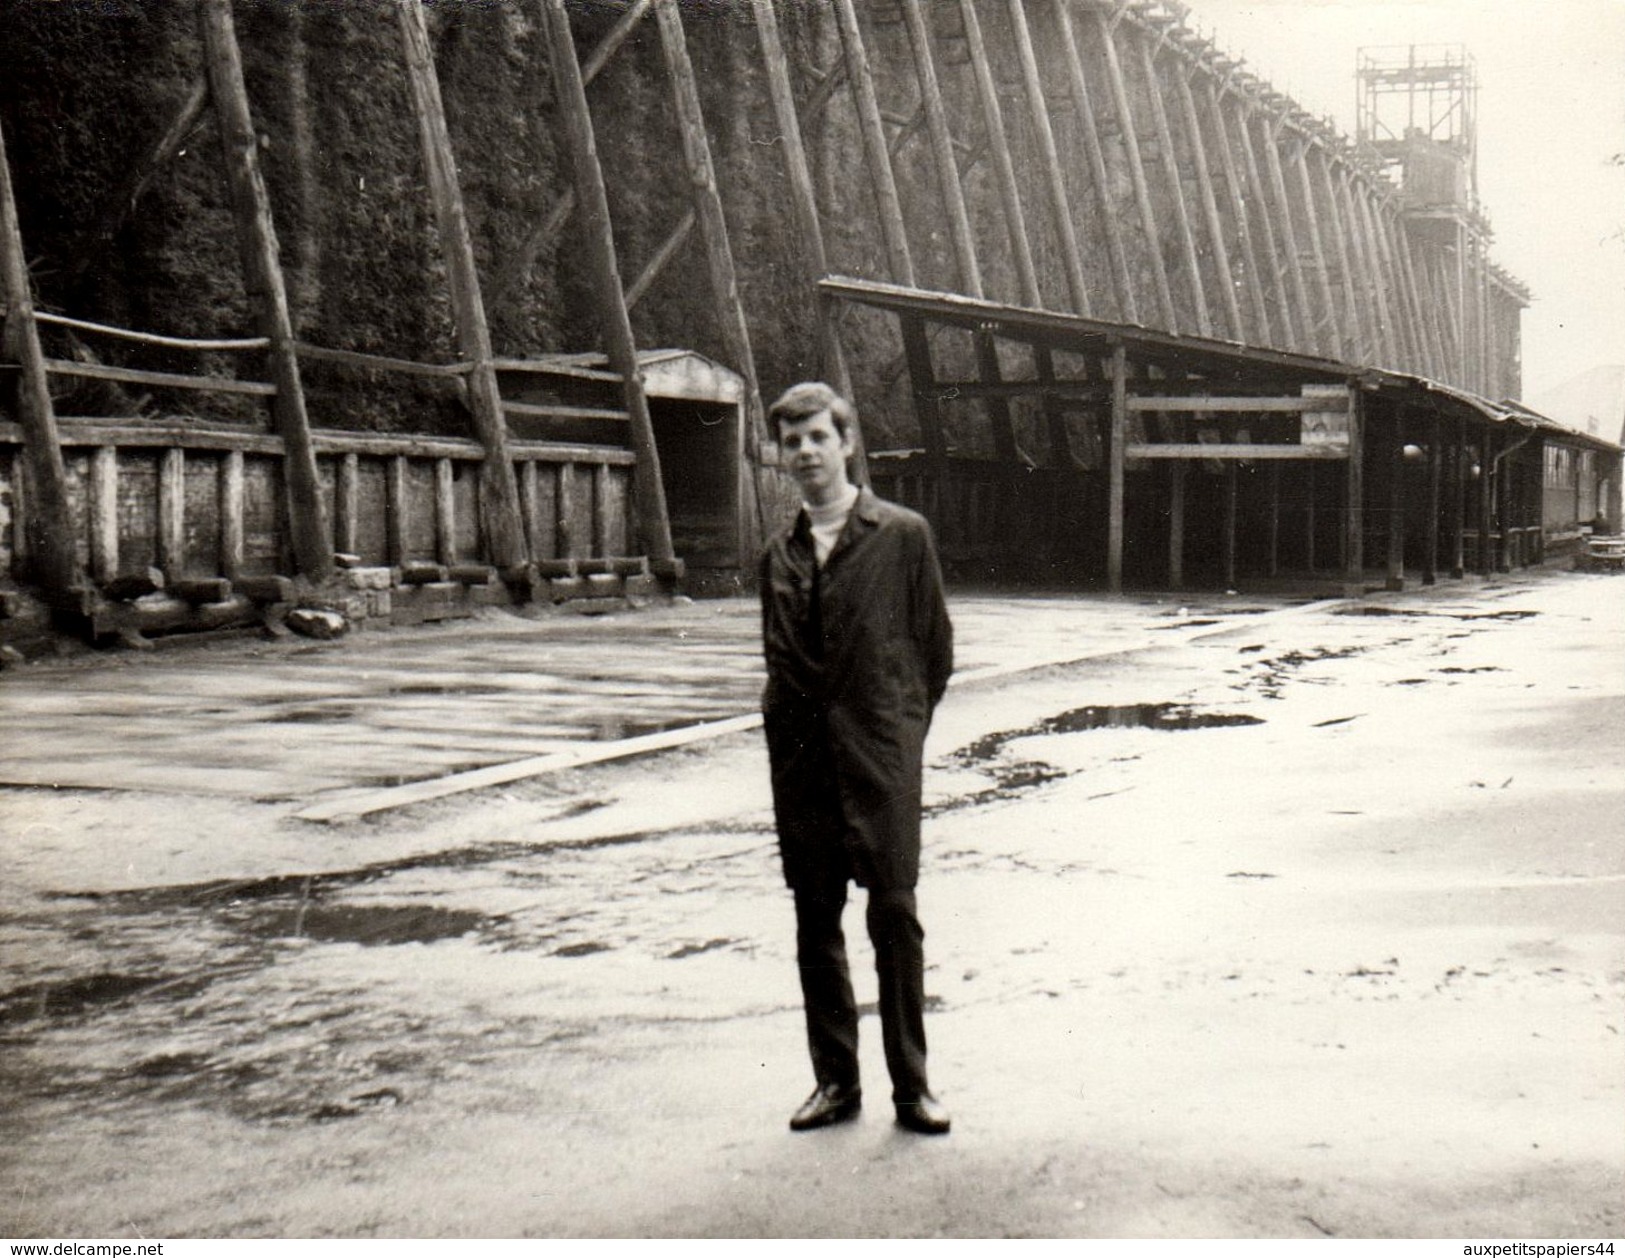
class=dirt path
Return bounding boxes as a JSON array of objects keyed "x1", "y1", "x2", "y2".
[{"x1": 2, "y1": 573, "x2": 1621, "y2": 1238}]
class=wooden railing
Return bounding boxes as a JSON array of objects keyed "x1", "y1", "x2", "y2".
[{"x1": 2, "y1": 307, "x2": 646, "y2": 598}]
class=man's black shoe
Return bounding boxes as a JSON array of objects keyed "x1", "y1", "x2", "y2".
[
  {"x1": 789, "y1": 1083, "x2": 862, "y2": 1131},
  {"x1": 894, "y1": 1092, "x2": 951, "y2": 1135}
]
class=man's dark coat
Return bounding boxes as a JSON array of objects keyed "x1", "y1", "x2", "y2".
[{"x1": 759, "y1": 489, "x2": 953, "y2": 892}]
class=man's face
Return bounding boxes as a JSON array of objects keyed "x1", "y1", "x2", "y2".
[{"x1": 779, "y1": 408, "x2": 854, "y2": 506}]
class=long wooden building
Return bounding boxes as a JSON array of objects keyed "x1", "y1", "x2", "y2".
[{"x1": 0, "y1": 0, "x2": 1617, "y2": 646}]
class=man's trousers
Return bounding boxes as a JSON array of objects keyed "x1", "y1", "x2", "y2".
[{"x1": 793, "y1": 861, "x2": 929, "y2": 1104}]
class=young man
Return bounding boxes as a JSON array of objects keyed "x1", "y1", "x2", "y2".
[{"x1": 758, "y1": 381, "x2": 954, "y2": 1135}]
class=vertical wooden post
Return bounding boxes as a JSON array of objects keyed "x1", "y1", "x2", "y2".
[
  {"x1": 1055, "y1": 0, "x2": 1137, "y2": 323},
  {"x1": 434, "y1": 457, "x2": 457, "y2": 566},
  {"x1": 1175, "y1": 70, "x2": 1242, "y2": 341},
  {"x1": 1034, "y1": 346, "x2": 1074, "y2": 468},
  {"x1": 556, "y1": 461, "x2": 579, "y2": 559},
  {"x1": 1204, "y1": 80, "x2": 1269, "y2": 344},
  {"x1": 1108, "y1": 344, "x2": 1127, "y2": 593},
  {"x1": 832, "y1": 0, "x2": 913, "y2": 286},
  {"x1": 1385, "y1": 423, "x2": 1405, "y2": 590},
  {"x1": 398, "y1": 0, "x2": 526, "y2": 572},
  {"x1": 335, "y1": 451, "x2": 359, "y2": 557},
  {"x1": 1007, "y1": 0, "x2": 1090, "y2": 315},
  {"x1": 1423, "y1": 414, "x2": 1441, "y2": 585},
  {"x1": 1222, "y1": 464, "x2": 1238, "y2": 589},
  {"x1": 541, "y1": 0, "x2": 675, "y2": 566},
  {"x1": 220, "y1": 448, "x2": 245, "y2": 577},
  {"x1": 1267, "y1": 462, "x2": 1280, "y2": 577},
  {"x1": 0, "y1": 114, "x2": 83, "y2": 602},
  {"x1": 1231, "y1": 100, "x2": 1296, "y2": 350},
  {"x1": 1138, "y1": 37, "x2": 1208, "y2": 336},
  {"x1": 90, "y1": 447, "x2": 119, "y2": 584},
  {"x1": 1449, "y1": 416, "x2": 1466, "y2": 578},
  {"x1": 386, "y1": 454, "x2": 410, "y2": 567},
  {"x1": 1168, "y1": 459, "x2": 1185, "y2": 590},
  {"x1": 1477, "y1": 427, "x2": 1493, "y2": 575},
  {"x1": 199, "y1": 0, "x2": 331, "y2": 582},
  {"x1": 1343, "y1": 384, "x2": 1365, "y2": 587},
  {"x1": 653, "y1": 0, "x2": 768, "y2": 531},
  {"x1": 158, "y1": 447, "x2": 186, "y2": 581},
  {"x1": 594, "y1": 462, "x2": 613, "y2": 557},
  {"x1": 1097, "y1": 9, "x2": 1178, "y2": 331},
  {"x1": 751, "y1": 0, "x2": 854, "y2": 406},
  {"x1": 1258, "y1": 114, "x2": 1318, "y2": 356},
  {"x1": 900, "y1": 0, "x2": 981, "y2": 298},
  {"x1": 1305, "y1": 463, "x2": 1318, "y2": 573},
  {"x1": 520, "y1": 460, "x2": 543, "y2": 560},
  {"x1": 959, "y1": 0, "x2": 1039, "y2": 305},
  {"x1": 899, "y1": 315, "x2": 947, "y2": 521}
]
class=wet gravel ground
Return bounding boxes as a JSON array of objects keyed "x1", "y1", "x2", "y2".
[{"x1": 2, "y1": 572, "x2": 1622, "y2": 1238}]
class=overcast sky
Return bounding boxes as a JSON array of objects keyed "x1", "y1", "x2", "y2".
[{"x1": 1187, "y1": 0, "x2": 1625, "y2": 400}]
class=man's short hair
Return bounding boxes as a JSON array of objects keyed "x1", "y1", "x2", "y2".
[{"x1": 768, "y1": 381, "x2": 856, "y2": 439}]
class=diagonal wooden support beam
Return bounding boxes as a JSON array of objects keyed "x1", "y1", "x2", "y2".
[
  {"x1": 399, "y1": 0, "x2": 527, "y2": 571},
  {"x1": 750, "y1": 0, "x2": 856, "y2": 440},
  {"x1": 959, "y1": 0, "x2": 1039, "y2": 305},
  {"x1": 1174, "y1": 66, "x2": 1241, "y2": 341},
  {"x1": 1202, "y1": 77, "x2": 1269, "y2": 343},
  {"x1": 653, "y1": 0, "x2": 768, "y2": 531},
  {"x1": 203, "y1": 0, "x2": 333, "y2": 580},
  {"x1": 1257, "y1": 112, "x2": 1319, "y2": 356},
  {"x1": 1096, "y1": 6, "x2": 1178, "y2": 331},
  {"x1": 833, "y1": 0, "x2": 913, "y2": 285},
  {"x1": 625, "y1": 209, "x2": 695, "y2": 311},
  {"x1": 1006, "y1": 0, "x2": 1091, "y2": 315},
  {"x1": 541, "y1": 0, "x2": 674, "y2": 563},
  {"x1": 0, "y1": 114, "x2": 83, "y2": 603},
  {"x1": 1229, "y1": 94, "x2": 1296, "y2": 349},
  {"x1": 1055, "y1": 0, "x2": 1137, "y2": 323},
  {"x1": 1137, "y1": 34, "x2": 1208, "y2": 335},
  {"x1": 900, "y1": 0, "x2": 982, "y2": 298}
]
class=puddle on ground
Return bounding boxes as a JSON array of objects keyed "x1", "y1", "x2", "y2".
[
  {"x1": 1340, "y1": 605, "x2": 1538, "y2": 623},
  {"x1": 667, "y1": 937, "x2": 738, "y2": 959},
  {"x1": 588, "y1": 717, "x2": 697, "y2": 741},
  {"x1": 269, "y1": 705, "x2": 359, "y2": 724},
  {"x1": 0, "y1": 971, "x2": 205, "y2": 1026},
  {"x1": 935, "y1": 704, "x2": 1261, "y2": 814},
  {"x1": 957, "y1": 703, "x2": 1265, "y2": 766},
  {"x1": 52, "y1": 811, "x2": 614, "y2": 911},
  {"x1": 225, "y1": 902, "x2": 492, "y2": 946}
]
